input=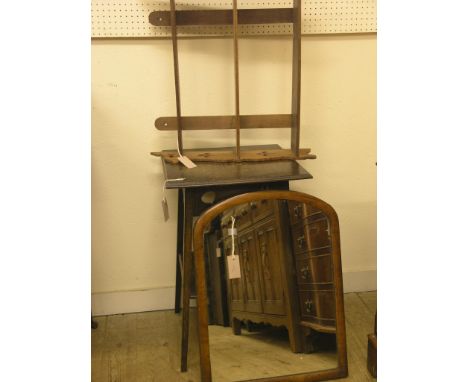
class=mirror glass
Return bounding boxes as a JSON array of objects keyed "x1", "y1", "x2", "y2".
[{"x1": 202, "y1": 198, "x2": 338, "y2": 381}]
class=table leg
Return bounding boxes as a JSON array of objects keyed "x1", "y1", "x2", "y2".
[
  {"x1": 174, "y1": 189, "x2": 184, "y2": 313},
  {"x1": 181, "y1": 188, "x2": 194, "y2": 372}
]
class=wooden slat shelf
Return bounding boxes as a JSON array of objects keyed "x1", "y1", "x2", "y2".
[
  {"x1": 151, "y1": 148, "x2": 316, "y2": 164},
  {"x1": 151, "y1": 1, "x2": 306, "y2": 167},
  {"x1": 155, "y1": 114, "x2": 293, "y2": 131},
  {"x1": 149, "y1": 8, "x2": 294, "y2": 27},
  {"x1": 300, "y1": 320, "x2": 337, "y2": 334}
]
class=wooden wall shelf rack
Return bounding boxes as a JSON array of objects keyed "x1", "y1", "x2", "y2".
[{"x1": 149, "y1": 1, "x2": 315, "y2": 164}]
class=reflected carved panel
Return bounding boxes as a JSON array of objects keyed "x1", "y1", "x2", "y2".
[
  {"x1": 238, "y1": 231, "x2": 262, "y2": 313},
  {"x1": 256, "y1": 221, "x2": 285, "y2": 315}
]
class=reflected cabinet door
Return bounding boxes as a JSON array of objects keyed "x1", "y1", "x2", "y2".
[
  {"x1": 255, "y1": 220, "x2": 286, "y2": 315},
  {"x1": 238, "y1": 230, "x2": 262, "y2": 313}
]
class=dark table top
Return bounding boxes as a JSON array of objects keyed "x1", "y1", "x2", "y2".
[{"x1": 160, "y1": 145, "x2": 313, "y2": 189}]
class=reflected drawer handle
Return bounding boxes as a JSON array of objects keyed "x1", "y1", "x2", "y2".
[
  {"x1": 305, "y1": 300, "x2": 314, "y2": 313},
  {"x1": 294, "y1": 205, "x2": 303, "y2": 218},
  {"x1": 300, "y1": 265, "x2": 310, "y2": 279},
  {"x1": 241, "y1": 209, "x2": 248, "y2": 216},
  {"x1": 250, "y1": 202, "x2": 257, "y2": 210},
  {"x1": 297, "y1": 235, "x2": 305, "y2": 248}
]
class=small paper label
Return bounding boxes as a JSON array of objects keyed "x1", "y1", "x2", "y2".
[
  {"x1": 228, "y1": 228, "x2": 237, "y2": 236},
  {"x1": 161, "y1": 197, "x2": 169, "y2": 221},
  {"x1": 227, "y1": 255, "x2": 241, "y2": 279},
  {"x1": 216, "y1": 247, "x2": 222, "y2": 258},
  {"x1": 178, "y1": 155, "x2": 197, "y2": 168}
]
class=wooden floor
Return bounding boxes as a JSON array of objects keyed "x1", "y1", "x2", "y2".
[
  {"x1": 92, "y1": 291, "x2": 376, "y2": 381},
  {"x1": 209, "y1": 325, "x2": 337, "y2": 381}
]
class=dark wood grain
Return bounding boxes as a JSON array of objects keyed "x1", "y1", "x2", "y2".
[
  {"x1": 174, "y1": 189, "x2": 184, "y2": 313},
  {"x1": 149, "y1": 8, "x2": 294, "y2": 26},
  {"x1": 155, "y1": 114, "x2": 293, "y2": 130},
  {"x1": 193, "y1": 191, "x2": 348, "y2": 382}
]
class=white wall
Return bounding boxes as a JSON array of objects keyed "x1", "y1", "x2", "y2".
[{"x1": 91, "y1": 34, "x2": 376, "y2": 315}]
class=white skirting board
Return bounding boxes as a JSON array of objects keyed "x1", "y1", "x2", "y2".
[
  {"x1": 92, "y1": 269, "x2": 376, "y2": 316},
  {"x1": 92, "y1": 286, "x2": 196, "y2": 316},
  {"x1": 342, "y1": 268, "x2": 377, "y2": 294}
]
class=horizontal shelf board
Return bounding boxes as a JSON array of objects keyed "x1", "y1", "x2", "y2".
[
  {"x1": 300, "y1": 320, "x2": 337, "y2": 333},
  {"x1": 149, "y1": 8, "x2": 293, "y2": 27},
  {"x1": 155, "y1": 114, "x2": 292, "y2": 130},
  {"x1": 151, "y1": 148, "x2": 316, "y2": 164}
]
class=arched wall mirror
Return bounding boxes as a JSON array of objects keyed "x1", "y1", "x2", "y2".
[{"x1": 192, "y1": 190, "x2": 348, "y2": 382}]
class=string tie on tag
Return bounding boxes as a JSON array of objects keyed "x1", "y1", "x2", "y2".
[{"x1": 231, "y1": 216, "x2": 236, "y2": 257}]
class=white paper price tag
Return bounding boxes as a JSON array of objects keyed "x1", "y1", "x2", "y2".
[
  {"x1": 227, "y1": 255, "x2": 241, "y2": 279},
  {"x1": 215, "y1": 247, "x2": 222, "y2": 258},
  {"x1": 178, "y1": 155, "x2": 197, "y2": 168},
  {"x1": 228, "y1": 228, "x2": 237, "y2": 236}
]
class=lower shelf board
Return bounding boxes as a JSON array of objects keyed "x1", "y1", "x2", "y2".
[
  {"x1": 300, "y1": 320, "x2": 337, "y2": 334},
  {"x1": 151, "y1": 148, "x2": 317, "y2": 164}
]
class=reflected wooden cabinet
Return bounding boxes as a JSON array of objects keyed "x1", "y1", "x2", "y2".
[
  {"x1": 218, "y1": 199, "x2": 338, "y2": 353},
  {"x1": 221, "y1": 200, "x2": 302, "y2": 352}
]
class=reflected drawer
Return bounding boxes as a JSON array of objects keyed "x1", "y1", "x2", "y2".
[
  {"x1": 299, "y1": 289, "x2": 336, "y2": 322},
  {"x1": 303, "y1": 218, "x2": 331, "y2": 251},
  {"x1": 296, "y1": 255, "x2": 334, "y2": 285},
  {"x1": 288, "y1": 201, "x2": 323, "y2": 225},
  {"x1": 299, "y1": 290, "x2": 317, "y2": 318},
  {"x1": 291, "y1": 218, "x2": 331, "y2": 254},
  {"x1": 250, "y1": 199, "x2": 275, "y2": 222}
]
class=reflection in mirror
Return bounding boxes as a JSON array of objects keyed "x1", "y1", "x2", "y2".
[{"x1": 202, "y1": 198, "x2": 339, "y2": 381}]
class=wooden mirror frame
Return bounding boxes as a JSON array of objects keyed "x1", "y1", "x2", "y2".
[{"x1": 193, "y1": 190, "x2": 348, "y2": 382}]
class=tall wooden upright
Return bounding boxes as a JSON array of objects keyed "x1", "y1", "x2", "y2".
[
  {"x1": 291, "y1": 0, "x2": 301, "y2": 157},
  {"x1": 169, "y1": 0, "x2": 184, "y2": 154},
  {"x1": 232, "y1": 0, "x2": 241, "y2": 160}
]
